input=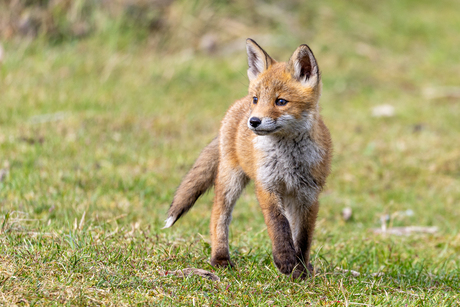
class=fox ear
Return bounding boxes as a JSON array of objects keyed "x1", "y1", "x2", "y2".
[
  {"x1": 287, "y1": 44, "x2": 320, "y2": 87},
  {"x1": 246, "y1": 38, "x2": 275, "y2": 81}
]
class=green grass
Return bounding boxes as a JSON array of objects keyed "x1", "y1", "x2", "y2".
[{"x1": 1, "y1": 0, "x2": 460, "y2": 305}]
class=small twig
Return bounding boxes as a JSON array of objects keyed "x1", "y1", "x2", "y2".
[
  {"x1": 105, "y1": 227, "x2": 119, "y2": 239},
  {"x1": 423, "y1": 86, "x2": 460, "y2": 99},
  {"x1": 372, "y1": 226, "x2": 438, "y2": 236},
  {"x1": 106, "y1": 214, "x2": 127, "y2": 223},
  {"x1": 25, "y1": 232, "x2": 54, "y2": 237},
  {"x1": 28, "y1": 112, "x2": 68, "y2": 124},
  {"x1": 395, "y1": 289, "x2": 420, "y2": 297},
  {"x1": 85, "y1": 295, "x2": 103, "y2": 304}
]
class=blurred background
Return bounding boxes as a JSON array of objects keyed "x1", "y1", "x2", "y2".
[{"x1": 1, "y1": 0, "x2": 459, "y2": 235}]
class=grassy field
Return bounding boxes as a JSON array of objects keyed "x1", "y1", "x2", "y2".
[{"x1": 1, "y1": 0, "x2": 460, "y2": 305}]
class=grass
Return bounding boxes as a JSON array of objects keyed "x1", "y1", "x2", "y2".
[{"x1": 1, "y1": 0, "x2": 460, "y2": 305}]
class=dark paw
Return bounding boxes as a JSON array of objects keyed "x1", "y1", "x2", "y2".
[
  {"x1": 291, "y1": 263, "x2": 315, "y2": 280},
  {"x1": 307, "y1": 262, "x2": 315, "y2": 275},
  {"x1": 273, "y1": 253, "x2": 297, "y2": 275},
  {"x1": 210, "y1": 257, "x2": 234, "y2": 268},
  {"x1": 274, "y1": 252, "x2": 315, "y2": 280}
]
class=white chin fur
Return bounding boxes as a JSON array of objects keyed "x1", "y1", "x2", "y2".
[
  {"x1": 162, "y1": 216, "x2": 175, "y2": 229},
  {"x1": 252, "y1": 128, "x2": 279, "y2": 136}
]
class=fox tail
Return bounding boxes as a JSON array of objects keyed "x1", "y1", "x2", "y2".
[{"x1": 163, "y1": 137, "x2": 219, "y2": 228}]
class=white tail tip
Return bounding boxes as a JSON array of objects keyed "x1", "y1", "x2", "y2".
[{"x1": 162, "y1": 216, "x2": 175, "y2": 229}]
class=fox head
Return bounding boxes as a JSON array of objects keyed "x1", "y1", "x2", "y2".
[{"x1": 246, "y1": 38, "x2": 322, "y2": 136}]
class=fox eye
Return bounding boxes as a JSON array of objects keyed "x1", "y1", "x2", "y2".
[
  {"x1": 275, "y1": 98, "x2": 288, "y2": 106},
  {"x1": 253, "y1": 97, "x2": 258, "y2": 104}
]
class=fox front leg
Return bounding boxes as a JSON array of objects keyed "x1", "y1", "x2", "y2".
[
  {"x1": 286, "y1": 200, "x2": 320, "y2": 277},
  {"x1": 256, "y1": 186, "x2": 307, "y2": 279}
]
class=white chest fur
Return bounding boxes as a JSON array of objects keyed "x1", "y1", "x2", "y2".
[{"x1": 253, "y1": 132, "x2": 324, "y2": 205}]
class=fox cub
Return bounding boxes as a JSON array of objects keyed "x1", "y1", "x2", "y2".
[{"x1": 164, "y1": 39, "x2": 332, "y2": 279}]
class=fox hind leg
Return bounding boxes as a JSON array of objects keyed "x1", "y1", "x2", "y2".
[{"x1": 210, "y1": 165, "x2": 249, "y2": 267}]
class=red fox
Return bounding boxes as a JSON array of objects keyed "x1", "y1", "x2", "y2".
[{"x1": 164, "y1": 39, "x2": 332, "y2": 279}]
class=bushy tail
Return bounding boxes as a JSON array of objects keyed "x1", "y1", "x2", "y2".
[{"x1": 163, "y1": 137, "x2": 219, "y2": 228}]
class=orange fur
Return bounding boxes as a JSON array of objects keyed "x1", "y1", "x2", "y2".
[{"x1": 165, "y1": 39, "x2": 332, "y2": 279}]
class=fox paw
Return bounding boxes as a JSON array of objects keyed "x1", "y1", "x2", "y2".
[
  {"x1": 273, "y1": 253, "x2": 298, "y2": 275},
  {"x1": 210, "y1": 257, "x2": 234, "y2": 268},
  {"x1": 291, "y1": 263, "x2": 315, "y2": 280},
  {"x1": 274, "y1": 253, "x2": 314, "y2": 280},
  {"x1": 307, "y1": 262, "x2": 315, "y2": 275}
]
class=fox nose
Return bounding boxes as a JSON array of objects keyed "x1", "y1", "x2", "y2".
[{"x1": 249, "y1": 117, "x2": 262, "y2": 128}]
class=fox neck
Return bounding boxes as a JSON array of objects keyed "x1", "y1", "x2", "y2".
[
  {"x1": 253, "y1": 110, "x2": 324, "y2": 201},
  {"x1": 254, "y1": 133, "x2": 324, "y2": 205},
  {"x1": 253, "y1": 117, "x2": 323, "y2": 165}
]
